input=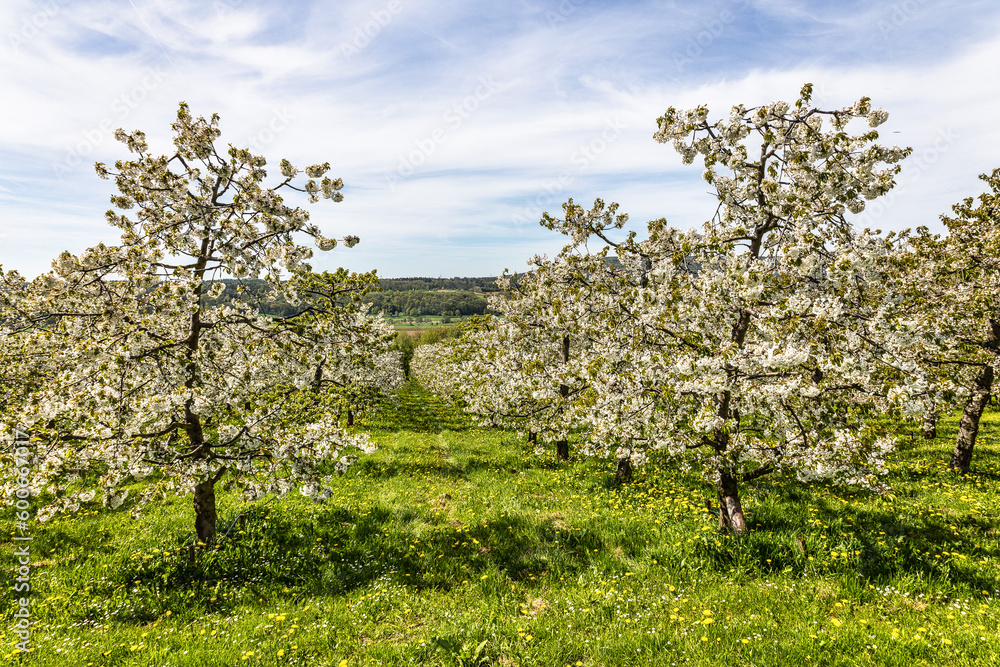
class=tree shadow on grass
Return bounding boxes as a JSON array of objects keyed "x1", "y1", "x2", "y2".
[
  {"x1": 91, "y1": 501, "x2": 608, "y2": 626},
  {"x1": 359, "y1": 390, "x2": 476, "y2": 434},
  {"x1": 349, "y1": 455, "x2": 518, "y2": 482},
  {"x1": 738, "y1": 488, "x2": 1000, "y2": 592}
]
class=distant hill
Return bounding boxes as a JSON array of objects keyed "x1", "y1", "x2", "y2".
[
  {"x1": 377, "y1": 277, "x2": 500, "y2": 292},
  {"x1": 199, "y1": 277, "x2": 501, "y2": 318}
]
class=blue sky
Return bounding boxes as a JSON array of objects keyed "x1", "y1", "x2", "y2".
[{"x1": 1, "y1": 0, "x2": 998, "y2": 278}]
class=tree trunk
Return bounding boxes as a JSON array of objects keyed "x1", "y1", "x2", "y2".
[
  {"x1": 557, "y1": 334, "x2": 570, "y2": 461},
  {"x1": 709, "y1": 387, "x2": 747, "y2": 534},
  {"x1": 193, "y1": 479, "x2": 218, "y2": 544},
  {"x1": 615, "y1": 456, "x2": 633, "y2": 484},
  {"x1": 717, "y1": 468, "x2": 747, "y2": 534},
  {"x1": 347, "y1": 409, "x2": 354, "y2": 427},
  {"x1": 951, "y1": 364, "x2": 994, "y2": 474},
  {"x1": 556, "y1": 438, "x2": 569, "y2": 461},
  {"x1": 709, "y1": 299, "x2": 753, "y2": 536},
  {"x1": 922, "y1": 409, "x2": 938, "y2": 439}
]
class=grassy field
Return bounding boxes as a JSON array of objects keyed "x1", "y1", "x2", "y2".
[
  {"x1": 389, "y1": 316, "x2": 473, "y2": 333},
  {"x1": 3, "y1": 383, "x2": 999, "y2": 666}
]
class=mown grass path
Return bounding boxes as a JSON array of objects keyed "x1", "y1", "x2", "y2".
[{"x1": 2, "y1": 382, "x2": 999, "y2": 666}]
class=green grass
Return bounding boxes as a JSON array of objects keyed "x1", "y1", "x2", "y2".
[
  {"x1": 390, "y1": 316, "x2": 474, "y2": 331},
  {"x1": 3, "y1": 385, "x2": 999, "y2": 666}
]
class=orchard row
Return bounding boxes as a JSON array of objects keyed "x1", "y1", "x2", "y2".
[
  {"x1": 413, "y1": 84, "x2": 998, "y2": 534},
  {"x1": 0, "y1": 104, "x2": 404, "y2": 542}
]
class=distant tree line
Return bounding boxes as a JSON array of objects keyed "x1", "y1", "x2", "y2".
[
  {"x1": 200, "y1": 278, "x2": 499, "y2": 318},
  {"x1": 377, "y1": 277, "x2": 501, "y2": 292},
  {"x1": 365, "y1": 290, "x2": 491, "y2": 317},
  {"x1": 199, "y1": 279, "x2": 300, "y2": 318}
]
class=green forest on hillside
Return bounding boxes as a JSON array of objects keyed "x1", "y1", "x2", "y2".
[{"x1": 196, "y1": 278, "x2": 497, "y2": 319}]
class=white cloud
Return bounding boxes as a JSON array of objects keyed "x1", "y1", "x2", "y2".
[{"x1": 1, "y1": 0, "x2": 999, "y2": 277}]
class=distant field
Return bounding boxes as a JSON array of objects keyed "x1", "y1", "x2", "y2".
[
  {"x1": 365, "y1": 290, "x2": 491, "y2": 330},
  {"x1": 390, "y1": 315, "x2": 474, "y2": 333}
]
